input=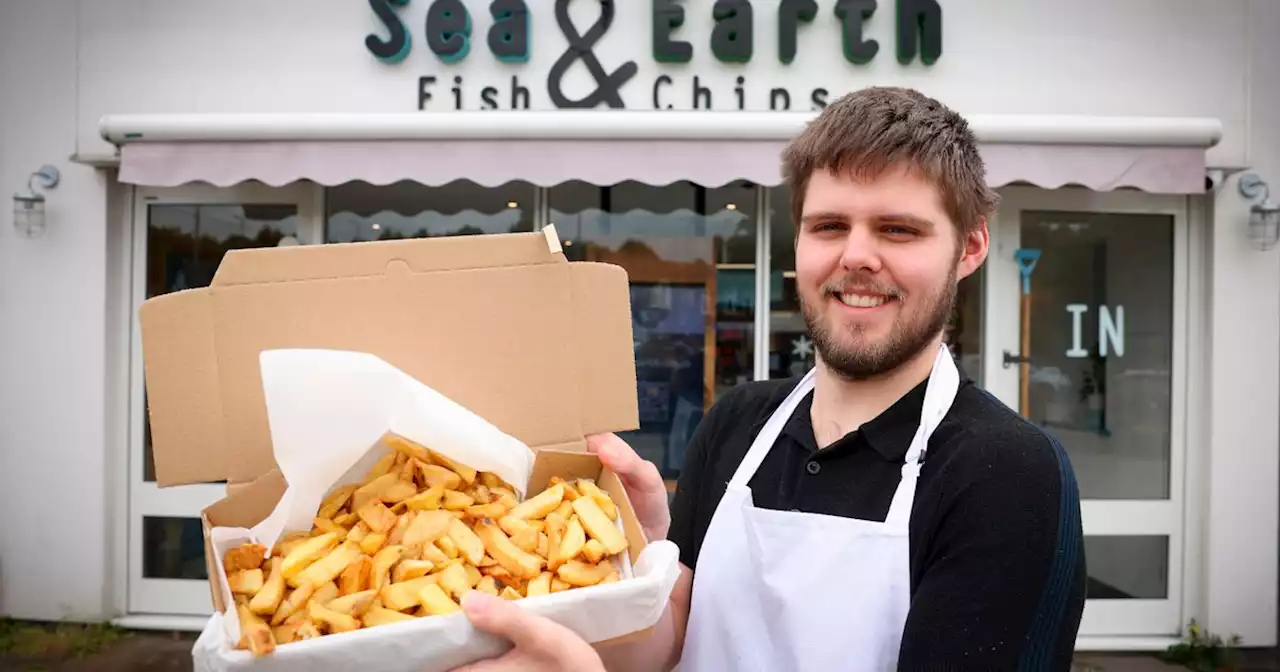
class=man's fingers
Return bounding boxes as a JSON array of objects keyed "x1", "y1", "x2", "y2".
[
  {"x1": 587, "y1": 433, "x2": 671, "y2": 540},
  {"x1": 451, "y1": 593, "x2": 604, "y2": 672},
  {"x1": 460, "y1": 591, "x2": 571, "y2": 653},
  {"x1": 449, "y1": 657, "x2": 512, "y2": 672},
  {"x1": 586, "y1": 432, "x2": 625, "y2": 459},
  {"x1": 586, "y1": 433, "x2": 665, "y2": 495}
]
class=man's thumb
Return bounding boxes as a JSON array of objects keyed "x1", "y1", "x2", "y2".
[
  {"x1": 588, "y1": 433, "x2": 663, "y2": 495},
  {"x1": 461, "y1": 591, "x2": 566, "y2": 650}
]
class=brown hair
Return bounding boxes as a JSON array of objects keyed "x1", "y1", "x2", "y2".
[{"x1": 781, "y1": 86, "x2": 998, "y2": 238}]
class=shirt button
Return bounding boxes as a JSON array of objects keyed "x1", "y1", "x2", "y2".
[{"x1": 806, "y1": 460, "x2": 821, "y2": 475}]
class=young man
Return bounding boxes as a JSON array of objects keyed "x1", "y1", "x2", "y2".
[{"x1": 451, "y1": 87, "x2": 1087, "y2": 671}]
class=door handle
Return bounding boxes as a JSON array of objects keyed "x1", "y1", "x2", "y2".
[{"x1": 1002, "y1": 351, "x2": 1031, "y2": 369}]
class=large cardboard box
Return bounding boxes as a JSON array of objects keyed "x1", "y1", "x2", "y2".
[{"x1": 141, "y1": 227, "x2": 679, "y2": 670}]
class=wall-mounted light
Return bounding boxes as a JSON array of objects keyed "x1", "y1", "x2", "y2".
[
  {"x1": 1239, "y1": 173, "x2": 1280, "y2": 251},
  {"x1": 12, "y1": 165, "x2": 60, "y2": 239}
]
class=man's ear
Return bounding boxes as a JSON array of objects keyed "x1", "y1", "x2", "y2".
[{"x1": 957, "y1": 218, "x2": 990, "y2": 280}]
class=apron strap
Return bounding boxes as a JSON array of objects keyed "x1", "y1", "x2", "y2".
[
  {"x1": 728, "y1": 368, "x2": 818, "y2": 489},
  {"x1": 727, "y1": 343, "x2": 961, "y2": 529},
  {"x1": 886, "y1": 344, "x2": 961, "y2": 527},
  {"x1": 901, "y1": 345, "x2": 961, "y2": 465}
]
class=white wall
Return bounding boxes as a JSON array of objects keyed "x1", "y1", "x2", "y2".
[
  {"x1": 0, "y1": 0, "x2": 1277, "y2": 645},
  {"x1": 1202, "y1": 0, "x2": 1280, "y2": 645},
  {"x1": 0, "y1": 0, "x2": 111, "y2": 621},
  {"x1": 76, "y1": 0, "x2": 1250, "y2": 164}
]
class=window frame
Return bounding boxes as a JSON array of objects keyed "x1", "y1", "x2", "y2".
[
  {"x1": 988, "y1": 186, "x2": 1201, "y2": 638},
  {"x1": 126, "y1": 181, "x2": 322, "y2": 616}
]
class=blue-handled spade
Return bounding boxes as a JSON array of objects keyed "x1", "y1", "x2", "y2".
[{"x1": 1014, "y1": 248, "x2": 1041, "y2": 417}]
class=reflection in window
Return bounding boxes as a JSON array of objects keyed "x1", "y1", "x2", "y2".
[
  {"x1": 143, "y1": 204, "x2": 300, "y2": 483},
  {"x1": 325, "y1": 180, "x2": 535, "y2": 242},
  {"x1": 767, "y1": 187, "x2": 984, "y2": 383},
  {"x1": 1021, "y1": 211, "x2": 1174, "y2": 500},
  {"x1": 142, "y1": 516, "x2": 209, "y2": 580},
  {"x1": 146, "y1": 204, "x2": 300, "y2": 299},
  {"x1": 1084, "y1": 536, "x2": 1169, "y2": 599},
  {"x1": 549, "y1": 181, "x2": 757, "y2": 482}
]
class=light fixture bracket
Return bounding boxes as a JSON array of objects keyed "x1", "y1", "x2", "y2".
[
  {"x1": 12, "y1": 165, "x2": 61, "y2": 239},
  {"x1": 1239, "y1": 173, "x2": 1271, "y2": 203},
  {"x1": 1239, "y1": 172, "x2": 1280, "y2": 251}
]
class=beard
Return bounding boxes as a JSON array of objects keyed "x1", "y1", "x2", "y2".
[{"x1": 800, "y1": 265, "x2": 957, "y2": 381}]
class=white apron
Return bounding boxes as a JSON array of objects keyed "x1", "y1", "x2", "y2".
[{"x1": 680, "y1": 344, "x2": 960, "y2": 672}]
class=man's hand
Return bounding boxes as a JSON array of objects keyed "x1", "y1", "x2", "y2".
[
  {"x1": 451, "y1": 435, "x2": 671, "y2": 672},
  {"x1": 449, "y1": 592, "x2": 604, "y2": 672},
  {"x1": 587, "y1": 433, "x2": 671, "y2": 541}
]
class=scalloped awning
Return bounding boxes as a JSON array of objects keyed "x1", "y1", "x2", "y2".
[{"x1": 100, "y1": 111, "x2": 1222, "y2": 194}]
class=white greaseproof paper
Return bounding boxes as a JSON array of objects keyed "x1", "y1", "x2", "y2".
[{"x1": 201, "y1": 348, "x2": 682, "y2": 671}]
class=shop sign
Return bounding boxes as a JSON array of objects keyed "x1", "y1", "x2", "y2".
[
  {"x1": 1065, "y1": 304, "x2": 1125, "y2": 358},
  {"x1": 365, "y1": 0, "x2": 943, "y2": 111}
]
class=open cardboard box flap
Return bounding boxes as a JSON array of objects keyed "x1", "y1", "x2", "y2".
[{"x1": 141, "y1": 226, "x2": 639, "y2": 487}]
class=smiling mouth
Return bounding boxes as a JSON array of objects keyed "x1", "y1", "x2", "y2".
[{"x1": 834, "y1": 292, "x2": 891, "y2": 308}]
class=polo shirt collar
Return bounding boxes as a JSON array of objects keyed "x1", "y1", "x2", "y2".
[{"x1": 779, "y1": 359, "x2": 973, "y2": 462}]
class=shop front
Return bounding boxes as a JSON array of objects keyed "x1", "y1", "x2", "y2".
[
  {"x1": 107, "y1": 119, "x2": 1214, "y2": 644},
  {"x1": 2, "y1": 0, "x2": 1278, "y2": 653}
]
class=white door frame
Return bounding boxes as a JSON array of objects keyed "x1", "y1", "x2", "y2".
[
  {"x1": 126, "y1": 181, "x2": 322, "y2": 616},
  {"x1": 984, "y1": 187, "x2": 1200, "y2": 639}
]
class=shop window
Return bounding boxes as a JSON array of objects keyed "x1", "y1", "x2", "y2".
[
  {"x1": 143, "y1": 203, "x2": 301, "y2": 482},
  {"x1": 324, "y1": 180, "x2": 535, "y2": 242},
  {"x1": 549, "y1": 181, "x2": 757, "y2": 483},
  {"x1": 767, "y1": 187, "x2": 984, "y2": 383},
  {"x1": 1084, "y1": 535, "x2": 1169, "y2": 599},
  {"x1": 1019, "y1": 211, "x2": 1174, "y2": 500},
  {"x1": 142, "y1": 516, "x2": 208, "y2": 580}
]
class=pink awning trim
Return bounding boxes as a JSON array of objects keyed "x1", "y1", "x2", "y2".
[
  {"x1": 980, "y1": 144, "x2": 1207, "y2": 193},
  {"x1": 118, "y1": 138, "x2": 1209, "y2": 194},
  {"x1": 117, "y1": 140, "x2": 788, "y2": 189},
  {"x1": 104, "y1": 112, "x2": 1220, "y2": 194}
]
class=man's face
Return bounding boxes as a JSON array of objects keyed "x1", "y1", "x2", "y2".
[{"x1": 795, "y1": 166, "x2": 988, "y2": 381}]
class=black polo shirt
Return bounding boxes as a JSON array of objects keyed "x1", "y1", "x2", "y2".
[{"x1": 668, "y1": 370, "x2": 1087, "y2": 671}]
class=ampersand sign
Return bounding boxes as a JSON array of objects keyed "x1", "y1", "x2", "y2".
[{"x1": 546, "y1": 0, "x2": 637, "y2": 108}]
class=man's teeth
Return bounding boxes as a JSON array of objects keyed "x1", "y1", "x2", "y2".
[{"x1": 838, "y1": 293, "x2": 888, "y2": 308}]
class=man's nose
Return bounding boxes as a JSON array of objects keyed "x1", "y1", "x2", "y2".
[{"x1": 838, "y1": 226, "x2": 883, "y2": 274}]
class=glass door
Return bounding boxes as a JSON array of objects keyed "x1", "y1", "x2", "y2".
[
  {"x1": 127, "y1": 182, "x2": 320, "y2": 615},
  {"x1": 987, "y1": 187, "x2": 1193, "y2": 637}
]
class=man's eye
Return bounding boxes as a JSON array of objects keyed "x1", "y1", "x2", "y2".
[{"x1": 883, "y1": 226, "x2": 916, "y2": 236}]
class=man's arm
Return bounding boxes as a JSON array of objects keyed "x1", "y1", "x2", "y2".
[
  {"x1": 596, "y1": 565, "x2": 693, "y2": 672},
  {"x1": 898, "y1": 431, "x2": 1087, "y2": 671},
  {"x1": 596, "y1": 387, "x2": 727, "y2": 671}
]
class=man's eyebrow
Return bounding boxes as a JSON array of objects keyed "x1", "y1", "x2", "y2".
[
  {"x1": 799, "y1": 211, "x2": 849, "y2": 226},
  {"x1": 878, "y1": 214, "x2": 937, "y2": 230},
  {"x1": 799, "y1": 212, "x2": 938, "y2": 230}
]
